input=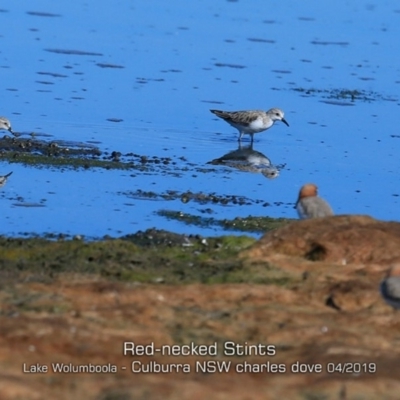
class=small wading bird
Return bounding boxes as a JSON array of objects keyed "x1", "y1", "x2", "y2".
[
  {"x1": 380, "y1": 265, "x2": 400, "y2": 310},
  {"x1": 0, "y1": 172, "x2": 13, "y2": 188},
  {"x1": 295, "y1": 183, "x2": 334, "y2": 219},
  {"x1": 210, "y1": 108, "x2": 289, "y2": 143}
]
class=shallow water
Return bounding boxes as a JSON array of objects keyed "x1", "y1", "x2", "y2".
[{"x1": 0, "y1": 0, "x2": 399, "y2": 237}]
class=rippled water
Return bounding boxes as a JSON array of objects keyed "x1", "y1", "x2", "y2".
[{"x1": 1, "y1": 0, "x2": 399, "y2": 237}]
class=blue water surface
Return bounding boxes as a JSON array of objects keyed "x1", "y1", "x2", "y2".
[{"x1": 0, "y1": 0, "x2": 399, "y2": 237}]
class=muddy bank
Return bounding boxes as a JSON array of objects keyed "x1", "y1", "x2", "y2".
[{"x1": 1, "y1": 216, "x2": 400, "y2": 399}]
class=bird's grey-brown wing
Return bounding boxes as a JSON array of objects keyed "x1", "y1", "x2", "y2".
[{"x1": 210, "y1": 110, "x2": 261, "y2": 126}]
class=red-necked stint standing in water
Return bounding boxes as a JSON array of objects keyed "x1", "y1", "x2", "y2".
[
  {"x1": 380, "y1": 265, "x2": 400, "y2": 310},
  {"x1": 210, "y1": 108, "x2": 289, "y2": 143},
  {"x1": 0, "y1": 172, "x2": 12, "y2": 188},
  {"x1": 295, "y1": 183, "x2": 334, "y2": 219},
  {"x1": 0, "y1": 117, "x2": 14, "y2": 135}
]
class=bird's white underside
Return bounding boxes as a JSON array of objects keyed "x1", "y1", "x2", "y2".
[{"x1": 231, "y1": 116, "x2": 273, "y2": 134}]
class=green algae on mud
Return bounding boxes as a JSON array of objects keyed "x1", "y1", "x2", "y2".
[
  {"x1": 0, "y1": 229, "x2": 295, "y2": 287},
  {"x1": 4, "y1": 152, "x2": 137, "y2": 170},
  {"x1": 158, "y1": 210, "x2": 292, "y2": 233},
  {"x1": 0, "y1": 230, "x2": 252, "y2": 285},
  {"x1": 0, "y1": 135, "x2": 186, "y2": 171}
]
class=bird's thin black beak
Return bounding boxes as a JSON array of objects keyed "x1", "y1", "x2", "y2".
[{"x1": 282, "y1": 118, "x2": 289, "y2": 127}]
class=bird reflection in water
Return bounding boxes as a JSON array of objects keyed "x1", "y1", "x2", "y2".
[{"x1": 207, "y1": 143, "x2": 283, "y2": 179}]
